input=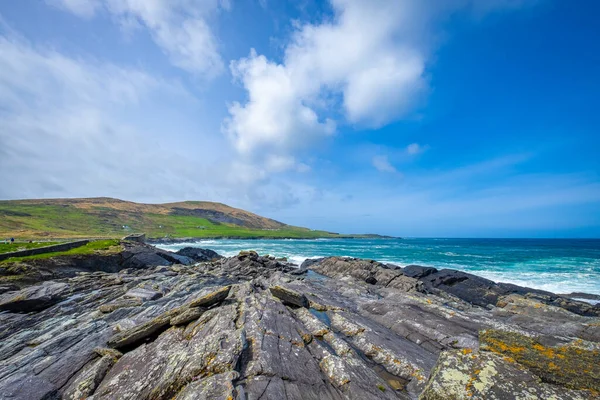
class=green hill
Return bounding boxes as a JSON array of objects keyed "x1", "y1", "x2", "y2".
[{"x1": 0, "y1": 197, "x2": 358, "y2": 240}]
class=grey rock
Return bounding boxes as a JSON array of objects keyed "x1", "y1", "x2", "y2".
[
  {"x1": 0, "y1": 282, "x2": 70, "y2": 312},
  {"x1": 270, "y1": 285, "x2": 309, "y2": 307},
  {"x1": 170, "y1": 307, "x2": 205, "y2": 326},
  {"x1": 63, "y1": 355, "x2": 116, "y2": 400},
  {"x1": 124, "y1": 287, "x2": 162, "y2": 301},
  {"x1": 420, "y1": 350, "x2": 594, "y2": 400},
  {"x1": 107, "y1": 312, "x2": 174, "y2": 350},
  {"x1": 0, "y1": 245, "x2": 598, "y2": 400},
  {"x1": 175, "y1": 247, "x2": 223, "y2": 262},
  {"x1": 188, "y1": 285, "x2": 231, "y2": 307}
]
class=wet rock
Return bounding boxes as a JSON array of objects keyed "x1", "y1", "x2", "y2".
[
  {"x1": 420, "y1": 349, "x2": 594, "y2": 400},
  {"x1": 402, "y1": 265, "x2": 437, "y2": 279},
  {"x1": 188, "y1": 285, "x2": 231, "y2": 308},
  {"x1": 0, "y1": 281, "x2": 70, "y2": 312},
  {"x1": 417, "y1": 269, "x2": 600, "y2": 317},
  {"x1": 270, "y1": 285, "x2": 309, "y2": 307},
  {"x1": 301, "y1": 257, "x2": 325, "y2": 269},
  {"x1": 175, "y1": 247, "x2": 223, "y2": 262}
]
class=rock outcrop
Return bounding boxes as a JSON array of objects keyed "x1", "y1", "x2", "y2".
[
  {"x1": 0, "y1": 251, "x2": 598, "y2": 399},
  {"x1": 175, "y1": 247, "x2": 223, "y2": 262}
]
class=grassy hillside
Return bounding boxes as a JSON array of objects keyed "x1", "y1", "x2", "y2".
[{"x1": 0, "y1": 197, "x2": 352, "y2": 240}]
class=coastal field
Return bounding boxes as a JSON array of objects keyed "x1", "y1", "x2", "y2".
[
  {"x1": 0, "y1": 241, "x2": 59, "y2": 254},
  {"x1": 0, "y1": 198, "x2": 373, "y2": 240}
]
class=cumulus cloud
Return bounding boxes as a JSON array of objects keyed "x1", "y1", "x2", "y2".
[
  {"x1": 47, "y1": 0, "x2": 227, "y2": 77},
  {"x1": 372, "y1": 155, "x2": 398, "y2": 173},
  {"x1": 224, "y1": 0, "x2": 535, "y2": 173}
]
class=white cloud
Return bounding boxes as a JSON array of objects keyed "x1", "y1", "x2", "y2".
[
  {"x1": 372, "y1": 155, "x2": 398, "y2": 173},
  {"x1": 224, "y1": 0, "x2": 539, "y2": 173},
  {"x1": 0, "y1": 31, "x2": 256, "y2": 204},
  {"x1": 47, "y1": 0, "x2": 226, "y2": 77},
  {"x1": 406, "y1": 143, "x2": 425, "y2": 155},
  {"x1": 223, "y1": 49, "x2": 336, "y2": 162},
  {"x1": 46, "y1": 0, "x2": 100, "y2": 18}
]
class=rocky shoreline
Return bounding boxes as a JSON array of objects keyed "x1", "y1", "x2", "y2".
[
  {"x1": 147, "y1": 235, "x2": 397, "y2": 245},
  {"x1": 0, "y1": 243, "x2": 598, "y2": 399}
]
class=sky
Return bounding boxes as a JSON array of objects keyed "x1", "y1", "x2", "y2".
[{"x1": 0, "y1": 0, "x2": 599, "y2": 238}]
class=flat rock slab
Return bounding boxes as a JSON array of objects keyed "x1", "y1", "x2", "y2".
[
  {"x1": 188, "y1": 285, "x2": 231, "y2": 308},
  {"x1": 270, "y1": 285, "x2": 309, "y2": 307},
  {"x1": 170, "y1": 307, "x2": 205, "y2": 326},
  {"x1": 107, "y1": 312, "x2": 174, "y2": 350},
  {"x1": 98, "y1": 299, "x2": 142, "y2": 313},
  {"x1": 420, "y1": 349, "x2": 595, "y2": 400},
  {"x1": 0, "y1": 282, "x2": 70, "y2": 312},
  {"x1": 479, "y1": 329, "x2": 600, "y2": 392},
  {"x1": 124, "y1": 287, "x2": 162, "y2": 301}
]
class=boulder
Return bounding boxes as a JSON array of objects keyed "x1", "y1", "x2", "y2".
[
  {"x1": 175, "y1": 247, "x2": 223, "y2": 262},
  {"x1": 269, "y1": 285, "x2": 309, "y2": 308}
]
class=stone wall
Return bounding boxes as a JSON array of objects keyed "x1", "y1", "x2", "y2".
[{"x1": 0, "y1": 240, "x2": 90, "y2": 262}]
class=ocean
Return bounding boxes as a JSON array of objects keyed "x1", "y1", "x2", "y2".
[{"x1": 156, "y1": 238, "x2": 600, "y2": 296}]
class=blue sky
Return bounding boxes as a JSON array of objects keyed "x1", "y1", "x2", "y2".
[{"x1": 0, "y1": 0, "x2": 599, "y2": 237}]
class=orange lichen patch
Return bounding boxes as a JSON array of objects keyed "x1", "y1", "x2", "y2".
[
  {"x1": 426, "y1": 299, "x2": 433, "y2": 304},
  {"x1": 533, "y1": 343, "x2": 560, "y2": 359},
  {"x1": 479, "y1": 329, "x2": 600, "y2": 392},
  {"x1": 461, "y1": 348, "x2": 473, "y2": 355},
  {"x1": 482, "y1": 337, "x2": 526, "y2": 354}
]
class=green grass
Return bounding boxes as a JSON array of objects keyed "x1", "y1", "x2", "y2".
[
  {"x1": 0, "y1": 241, "x2": 59, "y2": 254},
  {"x1": 0, "y1": 203, "x2": 349, "y2": 240},
  {"x1": 0, "y1": 201, "x2": 384, "y2": 240},
  {"x1": 0, "y1": 239, "x2": 121, "y2": 263},
  {"x1": 141, "y1": 214, "x2": 340, "y2": 239}
]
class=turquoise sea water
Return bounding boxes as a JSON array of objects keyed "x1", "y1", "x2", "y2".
[{"x1": 157, "y1": 238, "x2": 600, "y2": 296}]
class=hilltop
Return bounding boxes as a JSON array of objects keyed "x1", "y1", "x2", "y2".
[{"x1": 0, "y1": 197, "x2": 376, "y2": 240}]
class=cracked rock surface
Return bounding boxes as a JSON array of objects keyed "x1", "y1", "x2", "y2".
[{"x1": 0, "y1": 247, "x2": 599, "y2": 399}]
